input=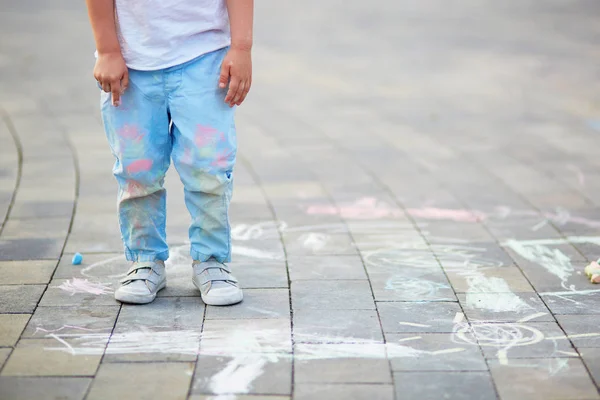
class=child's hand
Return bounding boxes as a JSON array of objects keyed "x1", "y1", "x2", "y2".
[
  {"x1": 219, "y1": 48, "x2": 252, "y2": 107},
  {"x1": 94, "y1": 52, "x2": 129, "y2": 107}
]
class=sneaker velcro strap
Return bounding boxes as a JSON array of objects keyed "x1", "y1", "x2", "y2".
[
  {"x1": 120, "y1": 269, "x2": 162, "y2": 285},
  {"x1": 197, "y1": 267, "x2": 238, "y2": 286}
]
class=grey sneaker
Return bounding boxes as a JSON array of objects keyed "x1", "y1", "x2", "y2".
[
  {"x1": 114, "y1": 261, "x2": 166, "y2": 304},
  {"x1": 192, "y1": 260, "x2": 243, "y2": 306}
]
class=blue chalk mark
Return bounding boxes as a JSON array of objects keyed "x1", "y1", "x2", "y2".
[
  {"x1": 587, "y1": 120, "x2": 600, "y2": 131},
  {"x1": 72, "y1": 253, "x2": 83, "y2": 265}
]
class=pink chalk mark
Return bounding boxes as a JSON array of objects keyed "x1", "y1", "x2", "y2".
[
  {"x1": 306, "y1": 197, "x2": 403, "y2": 219},
  {"x1": 195, "y1": 124, "x2": 222, "y2": 147},
  {"x1": 306, "y1": 197, "x2": 486, "y2": 222},
  {"x1": 57, "y1": 278, "x2": 112, "y2": 296},
  {"x1": 126, "y1": 159, "x2": 153, "y2": 174},
  {"x1": 407, "y1": 207, "x2": 487, "y2": 223},
  {"x1": 119, "y1": 124, "x2": 143, "y2": 141}
]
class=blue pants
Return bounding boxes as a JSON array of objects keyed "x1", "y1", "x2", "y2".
[{"x1": 100, "y1": 47, "x2": 236, "y2": 263}]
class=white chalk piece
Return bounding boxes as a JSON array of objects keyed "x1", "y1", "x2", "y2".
[{"x1": 72, "y1": 253, "x2": 83, "y2": 265}]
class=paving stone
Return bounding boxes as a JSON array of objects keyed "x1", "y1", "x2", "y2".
[
  {"x1": 9, "y1": 200, "x2": 74, "y2": 219},
  {"x1": 232, "y1": 260, "x2": 289, "y2": 289},
  {"x1": 0, "y1": 238, "x2": 64, "y2": 261},
  {"x1": 457, "y1": 293, "x2": 553, "y2": 322},
  {"x1": 541, "y1": 293, "x2": 600, "y2": 315},
  {"x1": 86, "y1": 362, "x2": 194, "y2": 400},
  {"x1": 446, "y1": 266, "x2": 534, "y2": 293},
  {"x1": 0, "y1": 314, "x2": 31, "y2": 346},
  {"x1": 386, "y1": 333, "x2": 487, "y2": 371},
  {"x1": 0, "y1": 377, "x2": 92, "y2": 400},
  {"x1": 369, "y1": 264, "x2": 455, "y2": 302},
  {"x1": 52, "y1": 253, "x2": 127, "y2": 280},
  {"x1": 378, "y1": 302, "x2": 461, "y2": 333},
  {"x1": 294, "y1": 309, "x2": 383, "y2": 343},
  {"x1": 0, "y1": 348, "x2": 11, "y2": 369},
  {"x1": 283, "y1": 233, "x2": 358, "y2": 256},
  {"x1": 63, "y1": 213, "x2": 123, "y2": 253},
  {"x1": 0, "y1": 260, "x2": 56, "y2": 284},
  {"x1": 489, "y1": 358, "x2": 600, "y2": 400},
  {"x1": 291, "y1": 280, "x2": 374, "y2": 310},
  {"x1": 39, "y1": 279, "x2": 116, "y2": 307},
  {"x1": 2, "y1": 339, "x2": 103, "y2": 376},
  {"x1": 205, "y1": 289, "x2": 290, "y2": 320},
  {"x1": 393, "y1": 371, "x2": 497, "y2": 400},
  {"x1": 288, "y1": 255, "x2": 367, "y2": 280},
  {"x1": 22, "y1": 306, "x2": 118, "y2": 338},
  {"x1": 580, "y1": 348, "x2": 600, "y2": 386},
  {"x1": 555, "y1": 314, "x2": 600, "y2": 348},
  {"x1": 294, "y1": 383, "x2": 394, "y2": 400},
  {"x1": 295, "y1": 343, "x2": 392, "y2": 383},
  {"x1": 201, "y1": 319, "x2": 291, "y2": 356},
  {"x1": 0, "y1": 285, "x2": 45, "y2": 313},
  {"x1": 191, "y1": 396, "x2": 289, "y2": 400},
  {"x1": 104, "y1": 297, "x2": 204, "y2": 362},
  {"x1": 1, "y1": 217, "x2": 71, "y2": 239},
  {"x1": 232, "y1": 238, "x2": 285, "y2": 261},
  {"x1": 192, "y1": 356, "x2": 292, "y2": 395}
]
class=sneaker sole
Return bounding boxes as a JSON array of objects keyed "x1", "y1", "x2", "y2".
[
  {"x1": 193, "y1": 281, "x2": 243, "y2": 306},
  {"x1": 114, "y1": 280, "x2": 167, "y2": 304}
]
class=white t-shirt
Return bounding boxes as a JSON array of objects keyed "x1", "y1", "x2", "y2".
[{"x1": 114, "y1": 0, "x2": 231, "y2": 71}]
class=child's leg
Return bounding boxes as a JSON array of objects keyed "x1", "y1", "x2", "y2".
[
  {"x1": 169, "y1": 48, "x2": 236, "y2": 262},
  {"x1": 101, "y1": 70, "x2": 171, "y2": 262}
]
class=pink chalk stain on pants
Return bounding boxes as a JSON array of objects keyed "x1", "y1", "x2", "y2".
[
  {"x1": 195, "y1": 124, "x2": 223, "y2": 147},
  {"x1": 126, "y1": 159, "x2": 153, "y2": 174}
]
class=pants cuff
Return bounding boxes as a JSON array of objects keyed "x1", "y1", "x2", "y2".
[
  {"x1": 124, "y1": 248, "x2": 170, "y2": 262},
  {"x1": 190, "y1": 249, "x2": 231, "y2": 264}
]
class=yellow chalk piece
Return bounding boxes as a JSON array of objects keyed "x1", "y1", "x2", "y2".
[{"x1": 584, "y1": 261, "x2": 600, "y2": 284}]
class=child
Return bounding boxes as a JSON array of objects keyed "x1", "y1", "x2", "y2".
[{"x1": 86, "y1": 0, "x2": 253, "y2": 305}]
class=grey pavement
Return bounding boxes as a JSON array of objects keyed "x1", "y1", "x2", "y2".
[{"x1": 1, "y1": 0, "x2": 600, "y2": 399}]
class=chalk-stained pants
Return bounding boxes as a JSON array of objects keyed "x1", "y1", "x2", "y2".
[{"x1": 100, "y1": 47, "x2": 235, "y2": 263}]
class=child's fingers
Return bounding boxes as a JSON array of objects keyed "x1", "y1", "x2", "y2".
[
  {"x1": 232, "y1": 81, "x2": 246, "y2": 106},
  {"x1": 219, "y1": 62, "x2": 231, "y2": 89},
  {"x1": 121, "y1": 69, "x2": 129, "y2": 92},
  {"x1": 225, "y1": 77, "x2": 240, "y2": 105},
  {"x1": 111, "y1": 80, "x2": 122, "y2": 107},
  {"x1": 101, "y1": 82, "x2": 111, "y2": 93},
  {"x1": 237, "y1": 80, "x2": 251, "y2": 105}
]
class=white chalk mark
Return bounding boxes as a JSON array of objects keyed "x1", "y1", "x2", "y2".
[
  {"x1": 497, "y1": 349, "x2": 508, "y2": 365},
  {"x1": 557, "y1": 350, "x2": 579, "y2": 356},
  {"x1": 80, "y1": 255, "x2": 124, "y2": 278},
  {"x1": 47, "y1": 333, "x2": 75, "y2": 355},
  {"x1": 56, "y1": 278, "x2": 112, "y2": 296},
  {"x1": 465, "y1": 277, "x2": 533, "y2": 313},
  {"x1": 231, "y1": 221, "x2": 286, "y2": 241},
  {"x1": 531, "y1": 219, "x2": 548, "y2": 231},
  {"x1": 393, "y1": 336, "x2": 422, "y2": 343},
  {"x1": 246, "y1": 307, "x2": 282, "y2": 318},
  {"x1": 430, "y1": 348, "x2": 465, "y2": 355},
  {"x1": 518, "y1": 312, "x2": 548, "y2": 323},
  {"x1": 541, "y1": 288, "x2": 600, "y2": 296},
  {"x1": 453, "y1": 312, "x2": 465, "y2": 324},
  {"x1": 299, "y1": 232, "x2": 330, "y2": 252},
  {"x1": 504, "y1": 236, "x2": 600, "y2": 246},
  {"x1": 209, "y1": 356, "x2": 267, "y2": 395},
  {"x1": 566, "y1": 164, "x2": 585, "y2": 187},
  {"x1": 546, "y1": 333, "x2": 600, "y2": 340},
  {"x1": 232, "y1": 245, "x2": 282, "y2": 260},
  {"x1": 504, "y1": 239, "x2": 574, "y2": 291},
  {"x1": 398, "y1": 322, "x2": 431, "y2": 328}
]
